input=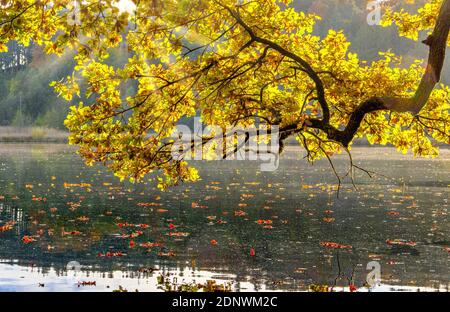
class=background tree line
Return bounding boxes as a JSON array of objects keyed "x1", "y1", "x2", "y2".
[{"x1": 0, "y1": 0, "x2": 447, "y2": 130}]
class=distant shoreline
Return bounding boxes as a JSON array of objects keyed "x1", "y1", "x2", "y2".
[
  {"x1": 0, "y1": 127, "x2": 447, "y2": 149},
  {"x1": 0, "y1": 137, "x2": 67, "y2": 143},
  {"x1": 0, "y1": 126, "x2": 68, "y2": 143}
]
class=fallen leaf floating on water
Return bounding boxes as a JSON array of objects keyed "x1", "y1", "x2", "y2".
[
  {"x1": 22, "y1": 236, "x2": 36, "y2": 244},
  {"x1": 121, "y1": 231, "x2": 143, "y2": 239},
  {"x1": 117, "y1": 222, "x2": 134, "y2": 228},
  {"x1": 0, "y1": 221, "x2": 15, "y2": 232},
  {"x1": 32, "y1": 196, "x2": 47, "y2": 202},
  {"x1": 67, "y1": 201, "x2": 81, "y2": 211},
  {"x1": 245, "y1": 182, "x2": 260, "y2": 186},
  {"x1": 386, "y1": 239, "x2": 417, "y2": 247},
  {"x1": 140, "y1": 242, "x2": 163, "y2": 248},
  {"x1": 191, "y1": 202, "x2": 207, "y2": 209},
  {"x1": 168, "y1": 232, "x2": 190, "y2": 237},
  {"x1": 234, "y1": 210, "x2": 246, "y2": 217},
  {"x1": 78, "y1": 281, "x2": 96, "y2": 287},
  {"x1": 63, "y1": 183, "x2": 91, "y2": 188},
  {"x1": 62, "y1": 230, "x2": 82, "y2": 236},
  {"x1": 98, "y1": 252, "x2": 125, "y2": 257},
  {"x1": 320, "y1": 242, "x2": 353, "y2": 250},
  {"x1": 137, "y1": 202, "x2": 162, "y2": 207},
  {"x1": 117, "y1": 223, "x2": 149, "y2": 229},
  {"x1": 157, "y1": 251, "x2": 175, "y2": 257}
]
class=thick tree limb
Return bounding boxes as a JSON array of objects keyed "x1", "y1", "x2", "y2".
[
  {"x1": 226, "y1": 0, "x2": 450, "y2": 148},
  {"x1": 382, "y1": 0, "x2": 450, "y2": 114},
  {"x1": 224, "y1": 5, "x2": 331, "y2": 124},
  {"x1": 331, "y1": 0, "x2": 450, "y2": 146}
]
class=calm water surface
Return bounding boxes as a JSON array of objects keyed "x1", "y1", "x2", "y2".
[{"x1": 0, "y1": 144, "x2": 448, "y2": 292}]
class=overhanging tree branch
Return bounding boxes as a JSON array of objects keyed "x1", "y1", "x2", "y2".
[
  {"x1": 225, "y1": 0, "x2": 450, "y2": 148},
  {"x1": 223, "y1": 5, "x2": 331, "y2": 124},
  {"x1": 382, "y1": 0, "x2": 450, "y2": 114}
]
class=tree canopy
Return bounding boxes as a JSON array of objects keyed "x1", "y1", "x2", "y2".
[{"x1": 0, "y1": 0, "x2": 449, "y2": 189}]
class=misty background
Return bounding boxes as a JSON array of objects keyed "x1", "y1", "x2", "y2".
[{"x1": 0, "y1": 0, "x2": 447, "y2": 132}]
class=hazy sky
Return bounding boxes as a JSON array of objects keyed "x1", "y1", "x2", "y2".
[{"x1": 117, "y1": 0, "x2": 135, "y2": 12}]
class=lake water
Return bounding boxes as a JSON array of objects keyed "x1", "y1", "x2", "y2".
[{"x1": 0, "y1": 144, "x2": 448, "y2": 292}]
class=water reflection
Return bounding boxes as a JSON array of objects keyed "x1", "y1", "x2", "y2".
[{"x1": 0, "y1": 144, "x2": 448, "y2": 291}]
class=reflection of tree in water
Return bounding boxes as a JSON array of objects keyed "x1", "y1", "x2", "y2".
[
  {"x1": 0, "y1": 202, "x2": 25, "y2": 235},
  {"x1": 0, "y1": 146, "x2": 449, "y2": 290}
]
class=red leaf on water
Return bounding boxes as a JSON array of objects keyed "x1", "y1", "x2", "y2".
[
  {"x1": 157, "y1": 251, "x2": 175, "y2": 257},
  {"x1": 22, "y1": 236, "x2": 36, "y2": 244},
  {"x1": 234, "y1": 210, "x2": 246, "y2": 217},
  {"x1": 140, "y1": 242, "x2": 163, "y2": 248},
  {"x1": 0, "y1": 221, "x2": 15, "y2": 232},
  {"x1": 98, "y1": 252, "x2": 125, "y2": 257},
  {"x1": 386, "y1": 239, "x2": 416, "y2": 247},
  {"x1": 78, "y1": 281, "x2": 96, "y2": 287},
  {"x1": 320, "y1": 242, "x2": 352, "y2": 249}
]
